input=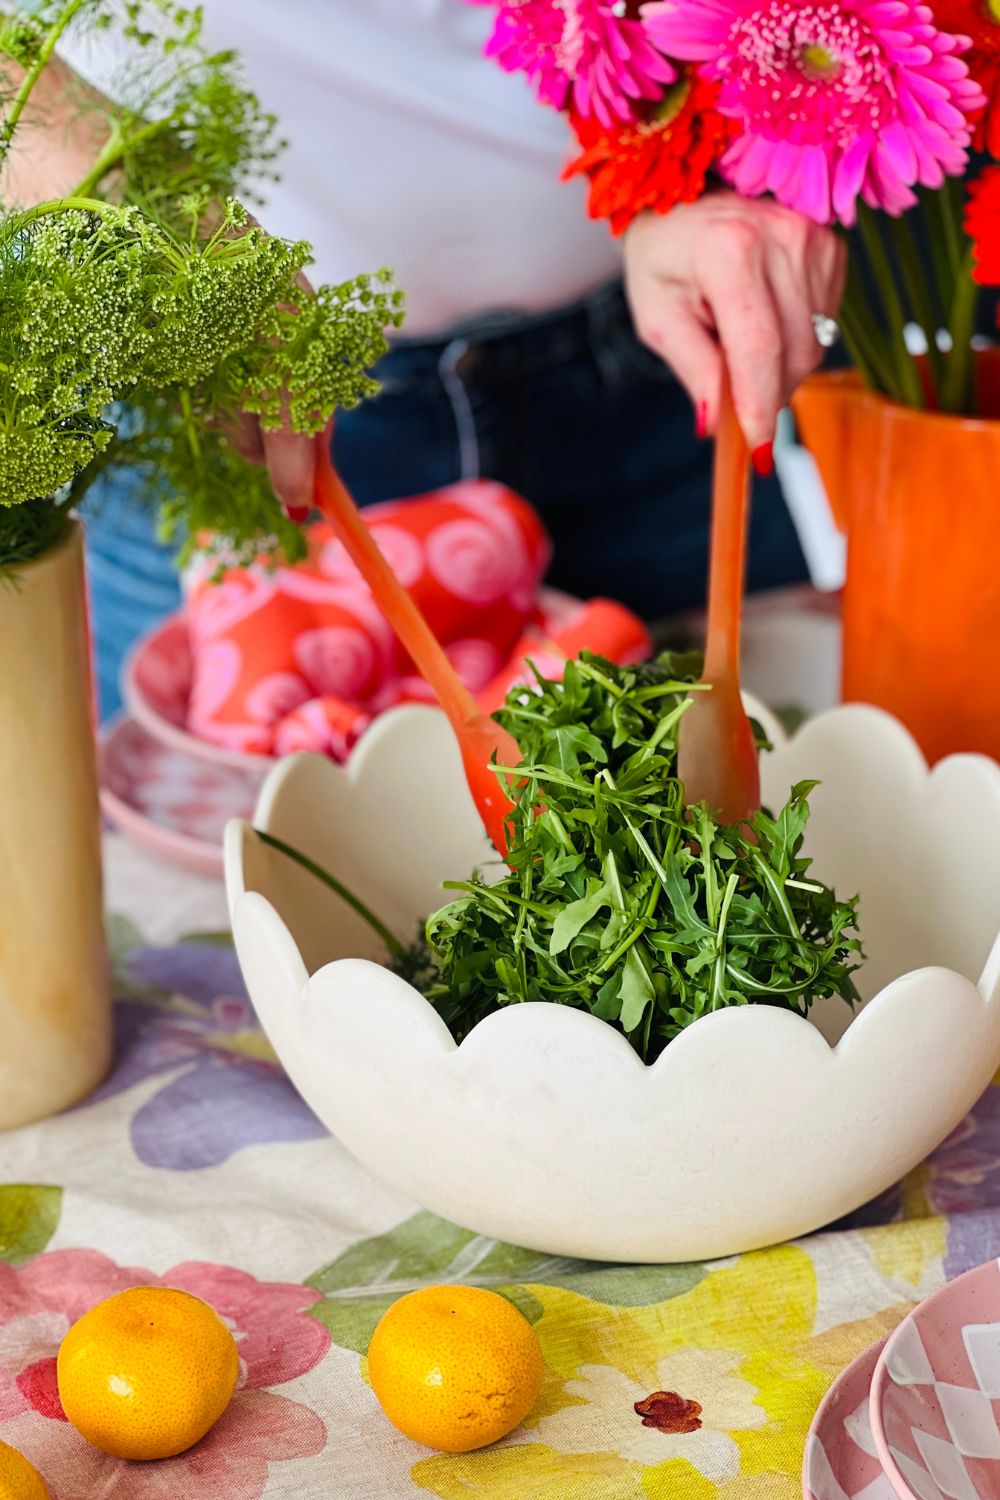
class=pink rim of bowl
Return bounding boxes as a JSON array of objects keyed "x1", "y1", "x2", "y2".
[
  {"x1": 100, "y1": 778, "x2": 225, "y2": 880},
  {"x1": 869, "y1": 1258, "x2": 1000, "y2": 1500},
  {"x1": 802, "y1": 1335, "x2": 889, "y2": 1500},
  {"x1": 122, "y1": 614, "x2": 274, "y2": 774},
  {"x1": 122, "y1": 589, "x2": 583, "y2": 773},
  {"x1": 98, "y1": 714, "x2": 262, "y2": 879}
]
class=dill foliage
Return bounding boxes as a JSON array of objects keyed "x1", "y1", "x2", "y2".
[{"x1": 0, "y1": 1, "x2": 403, "y2": 567}]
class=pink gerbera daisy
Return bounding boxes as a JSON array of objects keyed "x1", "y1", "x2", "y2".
[
  {"x1": 643, "y1": 0, "x2": 986, "y2": 223},
  {"x1": 475, "y1": 0, "x2": 676, "y2": 125}
]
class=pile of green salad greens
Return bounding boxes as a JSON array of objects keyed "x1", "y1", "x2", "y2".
[
  {"x1": 419, "y1": 653, "x2": 861, "y2": 1060},
  {"x1": 261, "y1": 652, "x2": 862, "y2": 1065}
]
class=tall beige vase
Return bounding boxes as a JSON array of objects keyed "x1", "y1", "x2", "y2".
[{"x1": 0, "y1": 521, "x2": 111, "y2": 1127}]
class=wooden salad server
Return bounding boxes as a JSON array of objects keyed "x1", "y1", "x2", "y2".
[
  {"x1": 313, "y1": 443, "x2": 520, "y2": 856},
  {"x1": 677, "y1": 366, "x2": 761, "y2": 825}
]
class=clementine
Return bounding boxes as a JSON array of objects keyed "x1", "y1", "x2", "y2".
[
  {"x1": 56, "y1": 1286, "x2": 239, "y2": 1460},
  {"x1": 367, "y1": 1285, "x2": 543, "y2": 1453},
  {"x1": 0, "y1": 1442, "x2": 49, "y2": 1500}
]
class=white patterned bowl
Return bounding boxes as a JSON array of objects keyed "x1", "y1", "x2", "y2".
[{"x1": 224, "y1": 702, "x2": 1000, "y2": 1263}]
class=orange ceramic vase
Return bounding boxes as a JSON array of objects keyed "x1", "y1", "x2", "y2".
[{"x1": 792, "y1": 356, "x2": 1000, "y2": 765}]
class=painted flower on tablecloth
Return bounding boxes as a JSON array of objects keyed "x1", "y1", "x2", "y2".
[
  {"x1": 924, "y1": 1081, "x2": 1000, "y2": 1215},
  {"x1": 644, "y1": 0, "x2": 985, "y2": 224},
  {"x1": 529, "y1": 1347, "x2": 764, "y2": 1479},
  {"x1": 411, "y1": 1245, "x2": 827, "y2": 1500},
  {"x1": 83, "y1": 939, "x2": 326, "y2": 1170},
  {"x1": 0, "y1": 1250, "x2": 331, "y2": 1500}
]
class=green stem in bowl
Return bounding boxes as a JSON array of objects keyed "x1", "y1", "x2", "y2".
[{"x1": 251, "y1": 828, "x2": 406, "y2": 959}]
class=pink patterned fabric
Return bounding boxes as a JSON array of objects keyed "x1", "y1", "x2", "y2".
[
  {"x1": 0, "y1": 1250, "x2": 330, "y2": 1500},
  {"x1": 184, "y1": 481, "x2": 650, "y2": 759}
]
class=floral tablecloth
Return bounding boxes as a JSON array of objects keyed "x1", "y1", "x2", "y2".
[{"x1": 2, "y1": 829, "x2": 997, "y2": 1500}]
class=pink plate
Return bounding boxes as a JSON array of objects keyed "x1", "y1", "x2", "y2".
[
  {"x1": 99, "y1": 715, "x2": 265, "y2": 879},
  {"x1": 871, "y1": 1259, "x2": 1000, "y2": 1500},
  {"x1": 804, "y1": 1337, "x2": 896, "y2": 1499}
]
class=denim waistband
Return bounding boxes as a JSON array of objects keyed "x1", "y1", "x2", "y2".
[{"x1": 380, "y1": 279, "x2": 630, "y2": 389}]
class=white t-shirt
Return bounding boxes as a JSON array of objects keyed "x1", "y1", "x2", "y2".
[{"x1": 62, "y1": 0, "x2": 622, "y2": 338}]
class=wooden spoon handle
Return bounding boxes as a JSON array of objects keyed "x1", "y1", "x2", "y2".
[
  {"x1": 703, "y1": 368, "x2": 752, "y2": 683},
  {"x1": 313, "y1": 444, "x2": 482, "y2": 730}
]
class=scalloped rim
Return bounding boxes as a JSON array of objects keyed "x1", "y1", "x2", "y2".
[
  {"x1": 226, "y1": 890, "x2": 994, "y2": 1069},
  {"x1": 226, "y1": 698, "x2": 1000, "y2": 1068}
]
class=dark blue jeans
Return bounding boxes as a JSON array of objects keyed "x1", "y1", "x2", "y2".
[{"x1": 86, "y1": 282, "x2": 805, "y2": 718}]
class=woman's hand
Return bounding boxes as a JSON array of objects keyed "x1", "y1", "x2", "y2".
[
  {"x1": 228, "y1": 410, "x2": 325, "y2": 523},
  {"x1": 229, "y1": 252, "x2": 324, "y2": 522},
  {"x1": 623, "y1": 191, "x2": 846, "y2": 462}
]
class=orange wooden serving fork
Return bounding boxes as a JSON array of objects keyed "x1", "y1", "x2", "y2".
[
  {"x1": 677, "y1": 367, "x2": 761, "y2": 825},
  {"x1": 313, "y1": 444, "x2": 520, "y2": 855}
]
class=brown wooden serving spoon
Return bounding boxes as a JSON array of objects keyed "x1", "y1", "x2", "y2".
[
  {"x1": 677, "y1": 367, "x2": 761, "y2": 825},
  {"x1": 313, "y1": 444, "x2": 520, "y2": 856}
]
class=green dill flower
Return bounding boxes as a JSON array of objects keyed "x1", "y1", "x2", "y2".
[
  {"x1": 0, "y1": 14, "x2": 45, "y2": 71},
  {"x1": 0, "y1": 2, "x2": 404, "y2": 567}
]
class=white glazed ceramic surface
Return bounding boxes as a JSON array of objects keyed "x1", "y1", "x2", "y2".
[{"x1": 225, "y1": 701, "x2": 1000, "y2": 1263}]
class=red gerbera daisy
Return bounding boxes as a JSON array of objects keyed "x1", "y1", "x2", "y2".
[
  {"x1": 965, "y1": 166, "x2": 1000, "y2": 284},
  {"x1": 563, "y1": 73, "x2": 737, "y2": 235},
  {"x1": 930, "y1": 0, "x2": 1000, "y2": 156}
]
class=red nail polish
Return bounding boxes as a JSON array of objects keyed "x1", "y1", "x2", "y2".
[
  {"x1": 751, "y1": 442, "x2": 774, "y2": 478},
  {"x1": 286, "y1": 504, "x2": 310, "y2": 524},
  {"x1": 695, "y1": 401, "x2": 709, "y2": 439}
]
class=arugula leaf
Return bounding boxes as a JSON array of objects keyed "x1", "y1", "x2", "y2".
[
  {"x1": 419, "y1": 652, "x2": 863, "y2": 1061},
  {"x1": 619, "y1": 946, "x2": 655, "y2": 1033},
  {"x1": 549, "y1": 884, "x2": 611, "y2": 956}
]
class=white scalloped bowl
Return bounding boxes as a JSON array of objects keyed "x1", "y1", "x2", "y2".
[{"x1": 225, "y1": 701, "x2": 1000, "y2": 1263}]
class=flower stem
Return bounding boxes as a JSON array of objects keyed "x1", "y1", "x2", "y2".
[
  {"x1": 251, "y1": 828, "x2": 406, "y2": 958},
  {"x1": 918, "y1": 187, "x2": 955, "y2": 325},
  {"x1": 839, "y1": 258, "x2": 896, "y2": 393},
  {"x1": 887, "y1": 213, "x2": 943, "y2": 398},
  {"x1": 943, "y1": 176, "x2": 965, "y2": 278},
  {"x1": 857, "y1": 204, "x2": 924, "y2": 407},
  {"x1": 1, "y1": 196, "x2": 114, "y2": 239},
  {"x1": 0, "y1": 0, "x2": 88, "y2": 157},
  {"x1": 71, "y1": 115, "x2": 171, "y2": 199},
  {"x1": 838, "y1": 301, "x2": 892, "y2": 393},
  {"x1": 940, "y1": 250, "x2": 979, "y2": 415}
]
